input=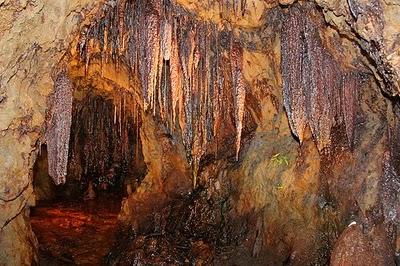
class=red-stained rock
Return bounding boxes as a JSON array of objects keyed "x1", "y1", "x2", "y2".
[
  {"x1": 331, "y1": 224, "x2": 395, "y2": 266},
  {"x1": 1, "y1": 0, "x2": 400, "y2": 265}
]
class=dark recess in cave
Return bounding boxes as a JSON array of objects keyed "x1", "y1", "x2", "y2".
[{"x1": 31, "y1": 92, "x2": 147, "y2": 265}]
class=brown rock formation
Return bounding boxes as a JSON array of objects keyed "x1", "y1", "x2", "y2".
[
  {"x1": 331, "y1": 224, "x2": 395, "y2": 266},
  {"x1": 0, "y1": 0, "x2": 399, "y2": 264}
]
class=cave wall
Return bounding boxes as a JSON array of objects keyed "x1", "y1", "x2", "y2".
[
  {"x1": 227, "y1": 3, "x2": 399, "y2": 264},
  {"x1": 119, "y1": 112, "x2": 192, "y2": 230},
  {"x1": 229, "y1": 5, "x2": 398, "y2": 266},
  {"x1": 163, "y1": 1, "x2": 400, "y2": 264},
  {"x1": 0, "y1": 0, "x2": 103, "y2": 264},
  {"x1": 32, "y1": 145, "x2": 55, "y2": 201},
  {"x1": 315, "y1": 0, "x2": 400, "y2": 95}
]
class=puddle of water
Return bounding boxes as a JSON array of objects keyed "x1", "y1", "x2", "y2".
[{"x1": 31, "y1": 196, "x2": 121, "y2": 265}]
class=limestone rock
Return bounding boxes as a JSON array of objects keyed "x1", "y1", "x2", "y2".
[
  {"x1": 315, "y1": 0, "x2": 400, "y2": 95},
  {"x1": 1, "y1": 0, "x2": 400, "y2": 265}
]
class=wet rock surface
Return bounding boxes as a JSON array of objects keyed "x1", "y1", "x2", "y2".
[
  {"x1": 0, "y1": 1, "x2": 104, "y2": 263},
  {"x1": 31, "y1": 196, "x2": 121, "y2": 265},
  {"x1": 1, "y1": 0, "x2": 400, "y2": 265},
  {"x1": 281, "y1": 2, "x2": 360, "y2": 150},
  {"x1": 314, "y1": 0, "x2": 400, "y2": 95},
  {"x1": 331, "y1": 224, "x2": 395, "y2": 266},
  {"x1": 107, "y1": 190, "x2": 281, "y2": 265}
]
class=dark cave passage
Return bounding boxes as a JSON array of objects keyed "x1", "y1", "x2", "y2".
[
  {"x1": 30, "y1": 89, "x2": 280, "y2": 265},
  {"x1": 33, "y1": 89, "x2": 146, "y2": 200},
  {"x1": 31, "y1": 92, "x2": 146, "y2": 265}
]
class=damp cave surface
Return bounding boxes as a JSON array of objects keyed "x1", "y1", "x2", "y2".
[
  {"x1": 1, "y1": 0, "x2": 399, "y2": 265},
  {"x1": 30, "y1": 92, "x2": 281, "y2": 265},
  {"x1": 32, "y1": 149, "x2": 125, "y2": 266},
  {"x1": 30, "y1": 196, "x2": 122, "y2": 265},
  {"x1": 31, "y1": 92, "x2": 144, "y2": 265}
]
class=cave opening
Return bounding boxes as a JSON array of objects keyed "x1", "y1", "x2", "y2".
[{"x1": 30, "y1": 84, "x2": 147, "y2": 264}]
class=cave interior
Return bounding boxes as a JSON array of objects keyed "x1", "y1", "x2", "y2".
[{"x1": 0, "y1": 0, "x2": 400, "y2": 265}]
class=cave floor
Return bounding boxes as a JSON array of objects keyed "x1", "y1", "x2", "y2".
[
  {"x1": 31, "y1": 195, "x2": 122, "y2": 266},
  {"x1": 31, "y1": 194, "x2": 283, "y2": 266}
]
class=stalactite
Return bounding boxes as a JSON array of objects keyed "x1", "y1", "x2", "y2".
[
  {"x1": 231, "y1": 41, "x2": 246, "y2": 160},
  {"x1": 69, "y1": 92, "x2": 139, "y2": 182},
  {"x1": 281, "y1": 3, "x2": 359, "y2": 150},
  {"x1": 204, "y1": 26, "x2": 212, "y2": 144},
  {"x1": 212, "y1": 27, "x2": 221, "y2": 140},
  {"x1": 161, "y1": 18, "x2": 172, "y2": 61},
  {"x1": 114, "y1": 104, "x2": 117, "y2": 124},
  {"x1": 281, "y1": 5, "x2": 311, "y2": 143},
  {"x1": 46, "y1": 72, "x2": 73, "y2": 185},
  {"x1": 119, "y1": 92, "x2": 122, "y2": 136},
  {"x1": 78, "y1": 0, "x2": 249, "y2": 184},
  {"x1": 241, "y1": 0, "x2": 247, "y2": 16},
  {"x1": 218, "y1": 0, "x2": 247, "y2": 17},
  {"x1": 170, "y1": 22, "x2": 182, "y2": 125},
  {"x1": 178, "y1": 21, "x2": 195, "y2": 153},
  {"x1": 146, "y1": 12, "x2": 161, "y2": 111}
]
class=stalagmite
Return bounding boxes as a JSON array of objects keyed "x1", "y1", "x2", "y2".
[{"x1": 46, "y1": 72, "x2": 73, "y2": 185}]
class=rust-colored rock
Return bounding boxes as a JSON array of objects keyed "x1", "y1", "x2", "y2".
[
  {"x1": 331, "y1": 224, "x2": 395, "y2": 266},
  {"x1": 1, "y1": 0, "x2": 400, "y2": 265},
  {"x1": 315, "y1": 0, "x2": 400, "y2": 95}
]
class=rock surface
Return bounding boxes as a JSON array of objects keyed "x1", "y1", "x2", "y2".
[
  {"x1": 0, "y1": 0, "x2": 103, "y2": 263},
  {"x1": 315, "y1": 0, "x2": 400, "y2": 95},
  {"x1": 331, "y1": 224, "x2": 395, "y2": 266},
  {"x1": 0, "y1": 0, "x2": 399, "y2": 265}
]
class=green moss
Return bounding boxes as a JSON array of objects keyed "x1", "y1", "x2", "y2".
[{"x1": 270, "y1": 153, "x2": 289, "y2": 166}]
